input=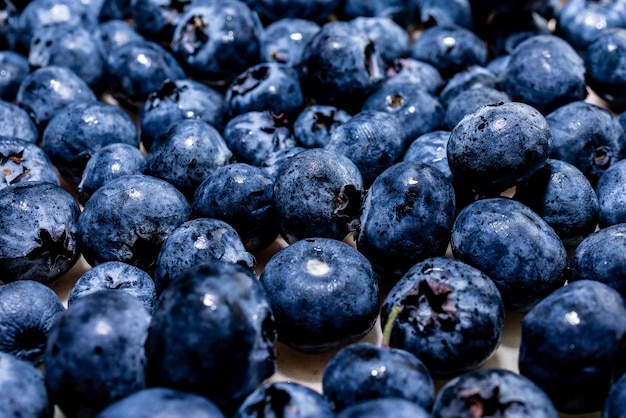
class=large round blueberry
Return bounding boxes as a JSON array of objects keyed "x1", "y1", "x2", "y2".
[
  {"x1": 96, "y1": 387, "x2": 225, "y2": 418},
  {"x1": 322, "y1": 341, "x2": 435, "y2": 412},
  {"x1": 272, "y1": 148, "x2": 363, "y2": 243},
  {"x1": 0, "y1": 280, "x2": 64, "y2": 366},
  {"x1": 234, "y1": 381, "x2": 334, "y2": 418},
  {"x1": 0, "y1": 181, "x2": 80, "y2": 284},
  {"x1": 335, "y1": 397, "x2": 432, "y2": 418},
  {"x1": 260, "y1": 18, "x2": 320, "y2": 67},
  {"x1": 432, "y1": 368, "x2": 559, "y2": 418},
  {"x1": 585, "y1": 28, "x2": 626, "y2": 110},
  {"x1": 0, "y1": 136, "x2": 59, "y2": 190},
  {"x1": 153, "y1": 217, "x2": 255, "y2": 295},
  {"x1": 447, "y1": 101, "x2": 552, "y2": 195},
  {"x1": 259, "y1": 237, "x2": 379, "y2": 353},
  {"x1": 146, "y1": 260, "x2": 277, "y2": 413},
  {"x1": 0, "y1": 99, "x2": 39, "y2": 143},
  {"x1": 519, "y1": 280, "x2": 626, "y2": 414},
  {"x1": 381, "y1": 256, "x2": 504, "y2": 379},
  {"x1": 293, "y1": 104, "x2": 351, "y2": 149},
  {"x1": 77, "y1": 174, "x2": 191, "y2": 272},
  {"x1": 0, "y1": 351, "x2": 53, "y2": 418},
  {"x1": 355, "y1": 161, "x2": 456, "y2": 282},
  {"x1": 451, "y1": 197, "x2": 567, "y2": 311},
  {"x1": 596, "y1": 159, "x2": 626, "y2": 227},
  {"x1": 146, "y1": 119, "x2": 233, "y2": 198}
]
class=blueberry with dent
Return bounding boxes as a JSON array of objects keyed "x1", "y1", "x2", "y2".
[
  {"x1": 293, "y1": 105, "x2": 351, "y2": 149},
  {"x1": 0, "y1": 136, "x2": 59, "y2": 190},
  {"x1": 349, "y1": 16, "x2": 411, "y2": 64},
  {"x1": 260, "y1": 18, "x2": 320, "y2": 67}
]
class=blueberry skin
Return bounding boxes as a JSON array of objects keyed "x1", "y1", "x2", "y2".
[
  {"x1": 485, "y1": 9, "x2": 552, "y2": 57},
  {"x1": 153, "y1": 218, "x2": 255, "y2": 295},
  {"x1": 223, "y1": 110, "x2": 298, "y2": 167},
  {"x1": 361, "y1": 83, "x2": 444, "y2": 144},
  {"x1": 77, "y1": 143, "x2": 147, "y2": 205},
  {"x1": 356, "y1": 161, "x2": 456, "y2": 282},
  {"x1": 444, "y1": 86, "x2": 511, "y2": 130},
  {"x1": 502, "y1": 34, "x2": 587, "y2": 114},
  {"x1": 0, "y1": 351, "x2": 53, "y2": 418},
  {"x1": 241, "y1": 0, "x2": 340, "y2": 22},
  {"x1": 94, "y1": 19, "x2": 145, "y2": 56},
  {"x1": 603, "y1": 372, "x2": 626, "y2": 418},
  {"x1": 130, "y1": 0, "x2": 190, "y2": 45},
  {"x1": 170, "y1": 0, "x2": 263, "y2": 84},
  {"x1": 259, "y1": 237, "x2": 379, "y2": 353},
  {"x1": 260, "y1": 145, "x2": 306, "y2": 179},
  {"x1": 139, "y1": 79, "x2": 226, "y2": 151},
  {"x1": 519, "y1": 280, "x2": 626, "y2": 414},
  {"x1": 451, "y1": 197, "x2": 567, "y2": 311},
  {"x1": 77, "y1": 174, "x2": 191, "y2": 272},
  {"x1": 403, "y1": 130, "x2": 452, "y2": 181},
  {"x1": 350, "y1": 17, "x2": 411, "y2": 64},
  {"x1": 225, "y1": 62, "x2": 304, "y2": 118},
  {"x1": 0, "y1": 51, "x2": 29, "y2": 102},
  {"x1": 381, "y1": 256, "x2": 504, "y2": 379},
  {"x1": 384, "y1": 57, "x2": 444, "y2": 96},
  {"x1": 0, "y1": 100, "x2": 39, "y2": 144},
  {"x1": 322, "y1": 341, "x2": 435, "y2": 412},
  {"x1": 447, "y1": 101, "x2": 552, "y2": 195},
  {"x1": 293, "y1": 105, "x2": 351, "y2": 148},
  {"x1": 192, "y1": 162, "x2": 279, "y2": 253},
  {"x1": 68, "y1": 261, "x2": 157, "y2": 314},
  {"x1": 335, "y1": 397, "x2": 433, "y2": 418},
  {"x1": 411, "y1": 25, "x2": 488, "y2": 80},
  {"x1": 585, "y1": 28, "x2": 626, "y2": 110},
  {"x1": 42, "y1": 100, "x2": 140, "y2": 186},
  {"x1": 234, "y1": 381, "x2": 334, "y2": 418},
  {"x1": 260, "y1": 18, "x2": 320, "y2": 67},
  {"x1": 340, "y1": 0, "x2": 414, "y2": 25},
  {"x1": 96, "y1": 387, "x2": 226, "y2": 418},
  {"x1": 0, "y1": 280, "x2": 64, "y2": 366},
  {"x1": 432, "y1": 368, "x2": 559, "y2": 418},
  {"x1": 299, "y1": 20, "x2": 385, "y2": 112},
  {"x1": 514, "y1": 158, "x2": 600, "y2": 250},
  {"x1": 326, "y1": 110, "x2": 405, "y2": 187},
  {"x1": 106, "y1": 40, "x2": 186, "y2": 107},
  {"x1": 546, "y1": 100, "x2": 626, "y2": 187},
  {"x1": 0, "y1": 181, "x2": 80, "y2": 284},
  {"x1": 570, "y1": 223, "x2": 626, "y2": 298},
  {"x1": 437, "y1": 65, "x2": 498, "y2": 107},
  {"x1": 596, "y1": 159, "x2": 626, "y2": 228},
  {"x1": 272, "y1": 148, "x2": 364, "y2": 243},
  {"x1": 0, "y1": 0, "x2": 19, "y2": 51},
  {"x1": 418, "y1": 0, "x2": 474, "y2": 28},
  {"x1": 45, "y1": 290, "x2": 151, "y2": 418},
  {"x1": 147, "y1": 119, "x2": 233, "y2": 198},
  {"x1": 146, "y1": 261, "x2": 277, "y2": 413},
  {"x1": 16, "y1": 66, "x2": 97, "y2": 129},
  {"x1": 0, "y1": 136, "x2": 59, "y2": 190}
]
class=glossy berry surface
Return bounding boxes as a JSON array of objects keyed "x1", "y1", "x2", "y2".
[
  {"x1": 402, "y1": 130, "x2": 453, "y2": 181},
  {"x1": 596, "y1": 158, "x2": 626, "y2": 227},
  {"x1": 584, "y1": 28, "x2": 626, "y2": 109},
  {"x1": 260, "y1": 18, "x2": 320, "y2": 67}
]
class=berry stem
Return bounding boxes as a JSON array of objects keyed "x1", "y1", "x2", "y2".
[{"x1": 381, "y1": 305, "x2": 402, "y2": 349}]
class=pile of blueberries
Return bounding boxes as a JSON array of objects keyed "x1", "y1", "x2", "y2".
[{"x1": 3, "y1": 0, "x2": 626, "y2": 416}]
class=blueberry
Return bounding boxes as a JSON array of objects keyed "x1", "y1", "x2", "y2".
[
  {"x1": 570, "y1": 223, "x2": 626, "y2": 298},
  {"x1": 16, "y1": 66, "x2": 97, "y2": 129},
  {"x1": 340, "y1": 0, "x2": 414, "y2": 25},
  {"x1": 326, "y1": 110, "x2": 406, "y2": 187},
  {"x1": 94, "y1": 19, "x2": 145, "y2": 56},
  {"x1": 355, "y1": 161, "x2": 456, "y2": 282},
  {"x1": 0, "y1": 351, "x2": 53, "y2": 418},
  {"x1": 383, "y1": 57, "x2": 444, "y2": 96},
  {"x1": 0, "y1": 181, "x2": 80, "y2": 284},
  {"x1": 42, "y1": 100, "x2": 140, "y2": 186},
  {"x1": 147, "y1": 119, "x2": 233, "y2": 198},
  {"x1": 322, "y1": 341, "x2": 435, "y2": 412},
  {"x1": 335, "y1": 397, "x2": 432, "y2": 418},
  {"x1": 443, "y1": 86, "x2": 511, "y2": 130},
  {"x1": 153, "y1": 217, "x2": 255, "y2": 295},
  {"x1": 585, "y1": 28, "x2": 626, "y2": 110},
  {"x1": 502, "y1": 34, "x2": 587, "y2": 114},
  {"x1": 361, "y1": 83, "x2": 444, "y2": 144},
  {"x1": 169, "y1": 0, "x2": 263, "y2": 84},
  {"x1": 146, "y1": 260, "x2": 277, "y2": 413},
  {"x1": 45, "y1": 290, "x2": 151, "y2": 418},
  {"x1": 381, "y1": 256, "x2": 505, "y2": 379},
  {"x1": 0, "y1": 100, "x2": 39, "y2": 144},
  {"x1": 0, "y1": 51, "x2": 29, "y2": 102},
  {"x1": 432, "y1": 368, "x2": 559, "y2": 418},
  {"x1": 272, "y1": 148, "x2": 363, "y2": 243},
  {"x1": 260, "y1": 18, "x2": 320, "y2": 67},
  {"x1": 234, "y1": 381, "x2": 334, "y2": 418},
  {"x1": 518, "y1": 280, "x2": 626, "y2": 414},
  {"x1": 546, "y1": 100, "x2": 626, "y2": 187},
  {"x1": 96, "y1": 387, "x2": 226, "y2": 418},
  {"x1": 241, "y1": 0, "x2": 340, "y2": 22},
  {"x1": 0, "y1": 136, "x2": 59, "y2": 189},
  {"x1": 259, "y1": 145, "x2": 307, "y2": 179},
  {"x1": 484, "y1": 9, "x2": 551, "y2": 57},
  {"x1": 0, "y1": 280, "x2": 64, "y2": 366},
  {"x1": 77, "y1": 174, "x2": 191, "y2": 272},
  {"x1": 191, "y1": 162, "x2": 279, "y2": 253},
  {"x1": 293, "y1": 104, "x2": 351, "y2": 149},
  {"x1": 451, "y1": 197, "x2": 567, "y2": 311},
  {"x1": 596, "y1": 159, "x2": 626, "y2": 227},
  {"x1": 299, "y1": 20, "x2": 385, "y2": 112},
  {"x1": 437, "y1": 65, "x2": 498, "y2": 107},
  {"x1": 349, "y1": 16, "x2": 411, "y2": 64},
  {"x1": 105, "y1": 39, "x2": 186, "y2": 108},
  {"x1": 259, "y1": 237, "x2": 379, "y2": 353},
  {"x1": 514, "y1": 158, "x2": 600, "y2": 250},
  {"x1": 68, "y1": 261, "x2": 157, "y2": 314},
  {"x1": 130, "y1": 0, "x2": 192, "y2": 45},
  {"x1": 77, "y1": 143, "x2": 147, "y2": 205},
  {"x1": 602, "y1": 372, "x2": 626, "y2": 418},
  {"x1": 410, "y1": 24, "x2": 488, "y2": 80},
  {"x1": 402, "y1": 130, "x2": 453, "y2": 181},
  {"x1": 447, "y1": 101, "x2": 552, "y2": 195},
  {"x1": 225, "y1": 62, "x2": 304, "y2": 119}
]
